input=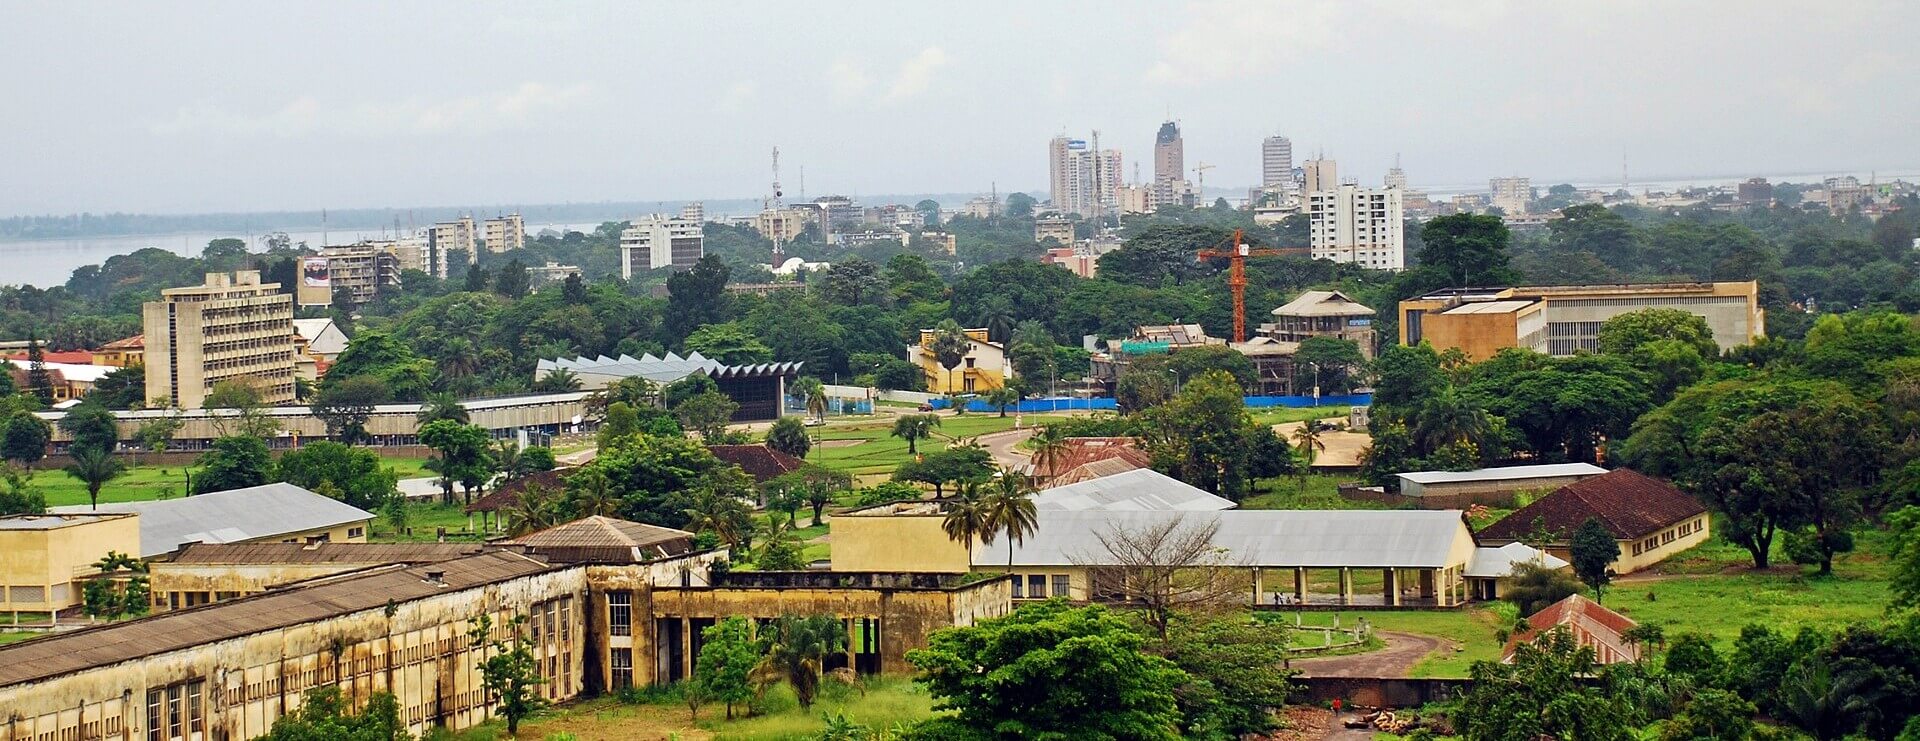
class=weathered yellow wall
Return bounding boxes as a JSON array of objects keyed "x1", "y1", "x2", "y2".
[
  {"x1": 0, "y1": 516, "x2": 140, "y2": 612},
  {"x1": 0, "y1": 568, "x2": 588, "y2": 741},
  {"x1": 832, "y1": 516, "x2": 971, "y2": 572},
  {"x1": 1611, "y1": 515, "x2": 1711, "y2": 574}
]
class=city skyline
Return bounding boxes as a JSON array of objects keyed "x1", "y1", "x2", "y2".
[{"x1": 4, "y1": 2, "x2": 1917, "y2": 215}]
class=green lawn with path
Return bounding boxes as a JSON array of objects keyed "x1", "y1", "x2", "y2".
[
  {"x1": 35, "y1": 456, "x2": 432, "y2": 508},
  {"x1": 799, "y1": 413, "x2": 1069, "y2": 478}
]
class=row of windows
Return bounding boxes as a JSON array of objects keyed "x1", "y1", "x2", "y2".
[
  {"x1": 1630, "y1": 517, "x2": 1706, "y2": 556},
  {"x1": 146, "y1": 679, "x2": 204, "y2": 741},
  {"x1": 1011, "y1": 573, "x2": 1072, "y2": 599}
]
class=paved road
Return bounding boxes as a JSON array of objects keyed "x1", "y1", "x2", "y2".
[
  {"x1": 973, "y1": 427, "x2": 1037, "y2": 472},
  {"x1": 1289, "y1": 631, "x2": 1446, "y2": 678}
]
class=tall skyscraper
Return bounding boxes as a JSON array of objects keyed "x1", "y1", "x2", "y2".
[
  {"x1": 1261, "y1": 136, "x2": 1294, "y2": 188},
  {"x1": 143, "y1": 271, "x2": 297, "y2": 408},
  {"x1": 1308, "y1": 185, "x2": 1405, "y2": 271},
  {"x1": 1302, "y1": 157, "x2": 1339, "y2": 193},
  {"x1": 1046, "y1": 134, "x2": 1122, "y2": 217},
  {"x1": 1153, "y1": 121, "x2": 1184, "y2": 206}
]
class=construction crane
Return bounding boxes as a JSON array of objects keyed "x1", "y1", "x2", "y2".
[
  {"x1": 1193, "y1": 162, "x2": 1215, "y2": 206},
  {"x1": 1196, "y1": 228, "x2": 1288, "y2": 343}
]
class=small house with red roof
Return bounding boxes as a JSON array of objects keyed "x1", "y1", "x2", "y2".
[
  {"x1": 706, "y1": 444, "x2": 807, "y2": 483},
  {"x1": 1502, "y1": 593, "x2": 1640, "y2": 665},
  {"x1": 1475, "y1": 468, "x2": 1709, "y2": 574}
]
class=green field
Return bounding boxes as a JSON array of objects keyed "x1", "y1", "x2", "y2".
[
  {"x1": 0, "y1": 631, "x2": 42, "y2": 646},
  {"x1": 485, "y1": 677, "x2": 936, "y2": 740},
  {"x1": 35, "y1": 456, "x2": 433, "y2": 509},
  {"x1": 1249, "y1": 404, "x2": 1355, "y2": 425},
  {"x1": 800, "y1": 413, "x2": 1069, "y2": 478}
]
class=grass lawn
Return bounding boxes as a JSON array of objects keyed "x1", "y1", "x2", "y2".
[
  {"x1": 0, "y1": 631, "x2": 42, "y2": 646},
  {"x1": 800, "y1": 414, "x2": 1068, "y2": 478},
  {"x1": 1267, "y1": 609, "x2": 1510, "y2": 678},
  {"x1": 1242, "y1": 474, "x2": 1383, "y2": 510},
  {"x1": 372, "y1": 501, "x2": 487, "y2": 543},
  {"x1": 37, "y1": 456, "x2": 432, "y2": 509},
  {"x1": 502, "y1": 677, "x2": 934, "y2": 740},
  {"x1": 1249, "y1": 405, "x2": 1355, "y2": 426}
]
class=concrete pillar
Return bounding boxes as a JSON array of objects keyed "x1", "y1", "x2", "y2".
[
  {"x1": 1338, "y1": 568, "x2": 1353, "y2": 605},
  {"x1": 679, "y1": 617, "x2": 693, "y2": 682},
  {"x1": 1293, "y1": 567, "x2": 1306, "y2": 605},
  {"x1": 1250, "y1": 568, "x2": 1264, "y2": 607},
  {"x1": 844, "y1": 618, "x2": 857, "y2": 672},
  {"x1": 1384, "y1": 569, "x2": 1400, "y2": 607}
]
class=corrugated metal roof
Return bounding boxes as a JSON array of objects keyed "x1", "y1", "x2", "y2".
[
  {"x1": 1398, "y1": 463, "x2": 1607, "y2": 486},
  {"x1": 1032, "y1": 469, "x2": 1235, "y2": 512},
  {"x1": 0, "y1": 513, "x2": 133, "y2": 530},
  {"x1": 167, "y1": 541, "x2": 492, "y2": 564},
  {"x1": 52, "y1": 483, "x2": 375, "y2": 558},
  {"x1": 971, "y1": 509, "x2": 1471, "y2": 569},
  {"x1": 536, "y1": 352, "x2": 802, "y2": 385},
  {"x1": 1465, "y1": 542, "x2": 1569, "y2": 578},
  {"x1": 1271, "y1": 290, "x2": 1374, "y2": 317},
  {"x1": 0, "y1": 551, "x2": 552, "y2": 688},
  {"x1": 1441, "y1": 300, "x2": 1536, "y2": 315}
]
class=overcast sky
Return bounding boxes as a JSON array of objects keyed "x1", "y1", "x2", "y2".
[{"x1": 4, "y1": 1, "x2": 1915, "y2": 215}]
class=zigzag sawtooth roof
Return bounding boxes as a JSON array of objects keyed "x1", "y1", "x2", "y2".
[
  {"x1": 536, "y1": 352, "x2": 802, "y2": 384},
  {"x1": 1476, "y1": 468, "x2": 1706, "y2": 542},
  {"x1": 0, "y1": 551, "x2": 553, "y2": 688}
]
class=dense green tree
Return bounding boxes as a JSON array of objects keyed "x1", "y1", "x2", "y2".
[
  {"x1": 59, "y1": 400, "x2": 120, "y2": 457},
  {"x1": 1115, "y1": 355, "x2": 1178, "y2": 414},
  {"x1": 86, "y1": 365, "x2": 145, "y2": 410},
  {"x1": 683, "y1": 321, "x2": 774, "y2": 364},
  {"x1": 310, "y1": 374, "x2": 389, "y2": 444},
  {"x1": 418, "y1": 419, "x2": 493, "y2": 505},
  {"x1": 324, "y1": 330, "x2": 435, "y2": 401},
  {"x1": 896, "y1": 444, "x2": 993, "y2": 498},
  {"x1": 1598, "y1": 308, "x2": 1720, "y2": 358},
  {"x1": 1098, "y1": 225, "x2": 1227, "y2": 287},
  {"x1": 260, "y1": 687, "x2": 408, "y2": 741},
  {"x1": 25, "y1": 332, "x2": 53, "y2": 404},
  {"x1": 695, "y1": 616, "x2": 757, "y2": 719},
  {"x1": 1457, "y1": 628, "x2": 1639, "y2": 741},
  {"x1": 493, "y1": 258, "x2": 531, "y2": 299},
  {"x1": 1161, "y1": 617, "x2": 1298, "y2": 740},
  {"x1": 674, "y1": 390, "x2": 739, "y2": 440},
  {"x1": 1139, "y1": 370, "x2": 1267, "y2": 500},
  {"x1": 1292, "y1": 336, "x2": 1366, "y2": 394},
  {"x1": 277, "y1": 441, "x2": 398, "y2": 509},
  {"x1": 1569, "y1": 518, "x2": 1621, "y2": 603},
  {"x1": 764, "y1": 416, "x2": 811, "y2": 459},
  {"x1": 821, "y1": 257, "x2": 888, "y2": 306},
  {"x1": 1004, "y1": 192, "x2": 1036, "y2": 218},
  {"x1": 0, "y1": 467, "x2": 47, "y2": 515},
  {"x1": 80, "y1": 550, "x2": 147, "y2": 621},
  {"x1": 908, "y1": 601, "x2": 1188, "y2": 740},
  {"x1": 1418, "y1": 213, "x2": 1518, "y2": 288},
  {"x1": 193, "y1": 435, "x2": 273, "y2": 494},
  {"x1": 664, "y1": 255, "x2": 731, "y2": 344},
  {"x1": 1504, "y1": 561, "x2": 1581, "y2": 617},
  {"x1": 2, "y1": 412, "x2": 51, "y2": 468}
]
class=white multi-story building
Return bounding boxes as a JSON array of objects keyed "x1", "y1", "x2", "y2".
[
  {"x1": 620, "y1": 215, "x2": 704, "y2": 278},
  {"x1": 1490, "y1": 177, "x2": 1533, "y2": 215},
  {"x1": 1303, "y1": 158, "x2": 1339, "y2": 194},
  {"x1": 1261, "y1": 136, "x2": 1293, "y2": 188},
  {"x1": 427, "y1": 216, "x2": 477, "y2": 278},
  {"x1": 1308, "y1": 185, "x2": 1404, "y2": 271},
  {"x1": 680, "y1": 202, "x2": 705, "y2": 223},
  {"x1": 1047, "y1": 136, "x2": 1123, "y2": 217},
  {"x1": 481, "y1": 214, "x2": 525, "y2": 254},
  {"x1": 1385, "y1": 166, "x2": 1408, "y2": 191}
]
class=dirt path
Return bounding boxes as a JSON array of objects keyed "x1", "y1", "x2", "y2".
[
  {"x1": 1273, "y1": 419, "x2": 1371, "y2": 468},
  {"x1": 1289, "y1": 631, "x2": 1445, "y2": 678}
]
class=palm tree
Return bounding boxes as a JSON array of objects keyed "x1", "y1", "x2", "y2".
[
  {"x1": 928, "y1": 320, "x2": 974, "y2": 394},
  {"x1": 978, "y1": 300, "x2": 1016, "y2": 345},
  {"x1": 891, "y1": 414, "x2": 940, "y2": 456},
  {"x1": 492, "y1": 440, "x2": 523, "y2": 482},
  {"x1": 791, "y1": 376, "x2": 828, "y2": 422},
  {"x1": 984, "y1": 386, "x2": 1020, "y2": 418},
  {"x1": 1031, "y1": 425, "x2": 1071, "y2": 482},
  {"x1": 1413, "y1": 386, "x2": 1493, "y2": 453},
  {"x1": 533, "y1": 368, "x2": 582, "y2": 393},
  {"x1": 940, "y1": 482, "x2": 993, "y2": 564},
  {"x1": 504, "y1": 485, "x2": 560, "y2": 536},
  {"x1": 750, "y1": 615, "x2": 846, "y2": 712},
  {"x1": 1292, "y1": 419, "x2": 1329, "y2": 466},
  {"x1": 64, "y1": 448, "x2": 126, "y2": 510},
  {"x1": 417, "y1": 392, "x2": 470, "y2": 424},
  {"x1": 982, "y1": 473, "x2": 1039, "y2": 570},
  {"x1": 681, "y1": 489, "x2": 747, "y2": 551}
]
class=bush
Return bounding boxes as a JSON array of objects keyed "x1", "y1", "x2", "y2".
[
  {"x1": 1661, "y1": 688, "x2": 1755, "y2": 741},
  {"x1": 613, "y1": 683, "x2": 679, "y2": 705}
]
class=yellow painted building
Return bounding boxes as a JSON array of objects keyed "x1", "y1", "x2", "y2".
[
  {"x1": 91, "y1": 335, "x2": 145, "y2": 368},
  {"x1": 0, "y1": 513, "x2": 141, "y2": 620},
  {"x1": 906, "y1": 327, "x2": 1012, "y2": 393},
  {"x1": 1399, "y1": 281, "x2": 1765, "y2": 361},
  {"x1": 1476, "y1": 469, "x2": 1711, "y2": 575}
]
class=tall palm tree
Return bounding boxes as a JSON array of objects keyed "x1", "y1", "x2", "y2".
[
  {"x1": 64, "y1": 448, "x2": 126, "y2": 510},
  {"x1": 1292, "y1": 420, "x2": 1329, "y2": 467},
  {"x1": 982, "y1": 473, "x2": 1039, "y2": 570},
  {"x1": 534, "y1": 368, "x2": 583, "y2": 393},
  {"x1": 1031, "y1": 425, "x2": 1071, "y2": 482},
  {"x1": 504, "y1": 485, "x2": 561, "y2": 536},
  {"x1": 984, "y1": 386, "x2": 1020, "y2": 418},
  {"x1": 891, "y1": 414, "x2": 941, "y2": 456},
  {"x1": 791, "y1": 376, "x2": 828, "y2": 422},
  {"x1": 940, "y1": 482, "x2": 993, "y2": 564},
  {"x1": 929, "y1": 320, "x2": 974, "y2": 394}
]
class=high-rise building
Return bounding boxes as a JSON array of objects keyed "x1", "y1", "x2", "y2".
[
  {"x1": 481, "y1": 214, "x2": 525, "y2": 254},
  {"x1": 142, "y1": 271, "x2": 297, "y2": 409},
  {"x1": 1308, "y1": 185, "x2": 1405, "y2": 271},
  {"x1": 1302, "y1": 158, "x2": 1339, "y2": 193},
  {"x1": 427, "y1": 216, "x2": 477, "y2": 278},
  {"x1": 620, "y1": 215, "x2": 705, "y2": 278},
  {"x1": 309, "y1": 245, "x2": 402, "y2": 306},
  {"x1": 1261, "y1": 136, "x2": 1294, "y2": 188},
  {"x1": 680, "y1": 202, "x2": 705, "y2": 223},
  {"x1": 1385, "y1": 166, "x2": 1408, "y2": 191},
  {"x1": 1046, "y1": 135, "x2": 1122, "y2": 217},
  {"x1": 1153, "y1": 121, "x2": 1185, "y2": 206},
  {"x1": 1490, "y1": 177, "x2": 1533, "y2": 215}
]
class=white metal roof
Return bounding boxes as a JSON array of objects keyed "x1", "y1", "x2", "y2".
[
  {"x1": 1398, "y1": 463, "x2": 1606, "y2": 487},
  {"x1": 1271, "y1": 290, "x2": 1374, "y2": 317},
  {"x1": 971, "y1": 509, "x2": 1471, "y2": 569},
  {"x1": 35, "y1": 391, "x2": 591, "y2": 425},
  {"x1": 1465, "y1": 542, "x2": 1569, "y2": 578},
  {"x1": 1, "y1": 359, "x2": 115, "y2": 384},
  {"x1": 52, "y1": 483, "x2": 374, "y2": 558},
  {"x1": 1441, "y1": 300, "x2": 1536, "y2": 315},
  {"x1": 1031, "y1": 469, "x2": 1235, "y2": 512}
]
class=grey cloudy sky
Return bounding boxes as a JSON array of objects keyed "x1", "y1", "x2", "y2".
[{"x1": 4, "y1": 1, "x2": 1915, "y2": 215}]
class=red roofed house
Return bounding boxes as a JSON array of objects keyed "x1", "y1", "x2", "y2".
[
  {"x1": 1475, "y1": 468, "x2": 1710, "y2": 574},
  {"x1": 1502, "y1": 593, "x2": 1640, "y2": 665},
  {"x1": 707, "y1": 444, "x2": 807, "y2": 483},
  {"x1": 1030, "y1": 437, "x2": 1154, "y2": 485}
]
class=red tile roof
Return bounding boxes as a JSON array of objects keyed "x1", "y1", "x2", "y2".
[
  {"x1": 1476, "y1": 468, "x2": 1705, "y2": 542},
  {"x1": 708, "y1": 444, "x2": 806, "y2": 482},
  {"x1": 2, "y1": 351, "x2": 94, "y2": 364},
  {"x1": 1044, "y1": 449, "x2": 1156, "y2": 488},
  {"x1": 466, "y1": 467, "x2": 574, "y2": 513},
  {"x1": 1502, "y1": 593, "x2": 1639, "y2": 664},
  {"x1": 100, "y1": 335, "x2": 145, "y2": 350}
]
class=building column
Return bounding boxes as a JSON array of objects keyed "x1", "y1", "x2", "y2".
[
  {"x1": 1339, "y1": 568, "x2": 1353, "y2": 605},
  {"x1": 680, "y1": 617, "x2": 693, "y2": 682},
  {"x1": 1249, "y1": 568, "x2": 1264, "y2": 607},
  {"x1": 844, "y1": 619, "x2": 857, "y2": 672},
  {"x1": 1293, "y1": 567, "x2": 1306, "y2": 605},
  {"x1": 1384, "y1": 569, "x2": 1400, "y2": 607}
]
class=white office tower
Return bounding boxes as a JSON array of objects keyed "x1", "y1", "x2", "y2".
[
  {"x1": 1308, "y1": 185, "x2": 1404, "y2": 271},
  {"x1": 1302, "y1": 158, "x2": 1339, "y2": 194},
  {"x1": 1261, "y1": 136, "x2": 1293, "y2": 188},
  {"x1": 620, "y1": 214, "x2": 705, "y2": 278},
  {"x1": 1047, "y1": 135, "x2": 1122, "y2": 217},
  {"x1": 1385, "y1": 167, "x2": 1408, "y2": 190}
]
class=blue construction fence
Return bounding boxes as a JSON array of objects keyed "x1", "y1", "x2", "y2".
[
  {"x1": 928, "y1": 393, "x2": 1372, "y2": 414},
  {"x1": 786, "y1": 397, "x2": 874, "y2": 415}
]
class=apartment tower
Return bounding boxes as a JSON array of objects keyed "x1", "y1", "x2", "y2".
[
  {"x1": 1261, "y1": 136, "x2": 1294, "y2": 188},
  {"x1": 142, "y1": 271, "x2": 297, "y2": 409},
  {"x1": 1046, "y1": 135, "x2": 1123, "y2": 217},
  {"x1": 1307, "y1": 185, "x2": 1405, "y2": 271},
  {"x1": 620, "y1": 215, "x2": 705, "y2": 278},
  {"x1": 1153, "y1": 121, "x2": 1185, "y2": 206},
  {"x1": 427, "y1": 216, "x2": 477, "y2": 278},
  {"x1": 481, "y1": 214, "x2": 526, "y2": 254}
]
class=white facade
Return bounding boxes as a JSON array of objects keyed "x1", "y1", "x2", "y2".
[
  {"x1": 1385, "y1": 167, "x2": 1408, "y2": 191},
  {"x1": 427, "y1": 217, "x2": 477, "y2": 278},
  {"x1": 1308, "y1": 185, "x2": 1404, "y2": 271},
  {"x1": 620, "y1": 215, "x2": 704, "y2": 277},
  {"x1": 1303, "y1": 158, "x2": 1339, "y2": 194},
  {"x1": 1261, "y1": 136, "x2": 1293, "y2": 188}
]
